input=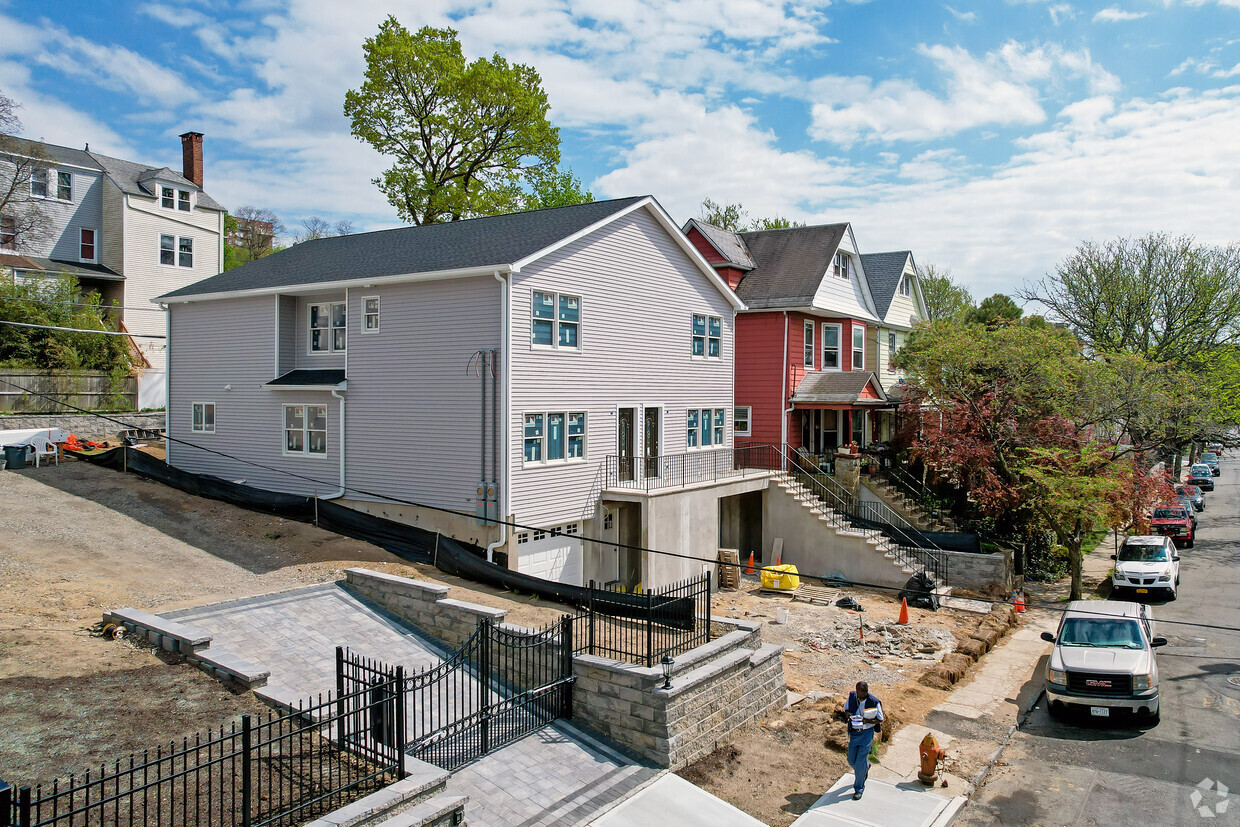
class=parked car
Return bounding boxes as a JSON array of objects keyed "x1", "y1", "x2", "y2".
[
  {"x1": 1176, "y1": 484, "x2": 1205, "y2": 512},
  {"x1": 1199, "y1": 452, "x2": 1221, "y2": 476},
  {"x1": 1111, "y1": 535, "x2": 1180, "y2": 600},
  {"x1": 1042, "y1": 600, "x2": 1166, "y2": 723},
  {"x1": 1150, "y1": 505, "x2": 1195, "y2": 548},
  {"x1": 1188, "y1": 464, "x2": 1215, "y2": 491},
  {"x1": 1176, "y1": 494, "x2": 1197, "y2": 520},
  {"x1": 1207, "y1": 442, "x2": 1224, "y2": 455}
]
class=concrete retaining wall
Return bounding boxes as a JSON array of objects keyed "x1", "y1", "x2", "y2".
[
  {"x1": 572, "y1": 617, "x2": 786, "y2": 769},
  {"x1": 0, "y1": 411, "x2": 166, "y2": 441}
]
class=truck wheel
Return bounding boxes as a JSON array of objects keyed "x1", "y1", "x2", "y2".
[
  {"x1": 1187, "y1": 538, "x2": 1194, "y2": 549},
  {"x1": 1147, "y1": 707, "x2": 1161, "y2": 725}
]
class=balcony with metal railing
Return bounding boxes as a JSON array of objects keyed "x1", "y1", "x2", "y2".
[{"x1": 603, "y1": 445, "x2": 780, "y2": 493}]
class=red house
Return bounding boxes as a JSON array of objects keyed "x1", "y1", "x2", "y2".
[{"x1": 683, "y1": 219, "x2": 891, "y2": 462}]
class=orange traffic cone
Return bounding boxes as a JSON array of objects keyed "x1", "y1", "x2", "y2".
[
  {"x1": 745, "y1": 552, "x2": 755, "y2": 575},
  {"x1": 1014, "y1": 592, "x2": 1026, "y2": 614},
  {"x1": 774, "y1": 549, "x2": 782, "y2": 566},
  {"x1": 898, "y1": 598, "x2": 910, "y2": 625}
]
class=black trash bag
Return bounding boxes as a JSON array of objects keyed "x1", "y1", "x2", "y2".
[
  {"x1": 822, "y1": 571, "x2": 851, "y2": 587},
  {"x1": 900, "y1": 571, "x2": 940, "y2": 611},
  {"x1": 836, "y1": 596, "x2": 863, "y2": 611}
]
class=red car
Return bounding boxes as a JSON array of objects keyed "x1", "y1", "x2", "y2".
[{"x1": 1150, "y1": 505, "x2": 1195, "y2": 548}]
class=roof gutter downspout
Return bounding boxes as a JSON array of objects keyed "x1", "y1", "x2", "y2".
[
  {"x1": 780, "y1": 311, "x2": 790, "y2": 452},
  {"x1": 326, "y1": 387, "x2": 346, "y2": 498},
  {"x1": 485, "y1": 271, "x2": 509, "y2": 564}
]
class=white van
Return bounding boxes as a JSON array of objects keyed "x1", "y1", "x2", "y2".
[{"x1": 1042, "y1": 600, "x2": 1166, "y2": 723}]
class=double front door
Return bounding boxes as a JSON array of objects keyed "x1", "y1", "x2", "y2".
[{"x1": 617, "y1": 406, "x2": 661, "y2": 482}]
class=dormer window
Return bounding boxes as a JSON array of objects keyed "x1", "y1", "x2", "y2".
[
  {"x1": 178, "y1": 190, "x2": 191, "y2": 211},
  {"x1": 161, "y1": 186, "x2": 191, "y2": 210},
  {"x1": 834, "y1": 253, "x2": 850, "y2": 280}
]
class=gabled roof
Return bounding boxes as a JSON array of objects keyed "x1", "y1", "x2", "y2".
[
  {"x1": 0, "y1": 138, "x2": 102, "y2": 170},
  {"x1": 791, "y1": 371, "x2": 889, "y2": 405},
  {"x1": 158, "y1": 197, "x2": 745, "y2": 310},
  {"x1": 682, "y1": 219, "x2": 756, "y2": 270},
  {"x1": 90, "y1": 151, "x2": 225, "y2": 212},
  {"x1": 733, "y1": 224, "x2": 849, "y2": 308},
  {"x1": 0, "y1": 254, "x2": 122, "y2": 280},
  {"x1": 860, "y1": 251, "x2": 913, "y2": 319}
]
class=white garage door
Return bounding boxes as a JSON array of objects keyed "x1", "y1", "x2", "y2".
[{"x1": 516, "y1": 525, "x2": 584, "y2": 586}]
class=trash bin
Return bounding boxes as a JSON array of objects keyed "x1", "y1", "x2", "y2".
[{"x1": 2, "y1": 444, "x2": 30, "y2": 470}]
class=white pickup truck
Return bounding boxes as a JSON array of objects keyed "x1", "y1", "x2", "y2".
[{"x1": 1042, "y1": 600, "x2": 1166, "y2": 724}]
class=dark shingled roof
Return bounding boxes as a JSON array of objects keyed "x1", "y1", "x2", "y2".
[
  {"x1": 267, "y1": 369, "x2": 347, "y2": 387},
  {"x1": 0, "y1": 254, "x2": 122, "y2": 280},
  {"x1": 160, "y1": 197, "x2": 648, "y2": 299},
  {"x1": 684, "y1": 219, "x2": 756, "y2": 270},
  {"x1": 733, "y1": 224, "x2": 849, "y2": 308},
  {"x1": 90, "y1": 151, "x2": 225, "y2": 212},
  {"x1": 2, "y1": 138, "x2": 102, "y2": 170},
  {"x1": 860, "y1": 251, "x2": 912, "y2": 319},
  {"x1": 791, "y1": 371, "x2": 888, "y2": 405}
]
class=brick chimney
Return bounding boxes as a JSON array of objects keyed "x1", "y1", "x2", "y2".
[{"x1": 179, "y1": 131, "x2": 204, "y2": 188}]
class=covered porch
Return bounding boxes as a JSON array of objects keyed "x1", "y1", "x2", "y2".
[{"x1": 790, "y1": 371, "x2": 892, "y2": 471}]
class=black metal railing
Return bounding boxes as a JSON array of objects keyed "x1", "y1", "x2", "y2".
[
  {"x1": 338, "y1": 616, "x2": 575, "y2": 774},
  {"x1": 573, "y1": 573, "x2": 712, "y2": 667},
  {"x1": 605, "y1": 445, "x2": 780, "y2": 492},
  {"x1": 877, "y1": 455, "x2": 948, "y2": 524},
  {"x1": 4, "y1": 674, "x2": 404, "y2": 827}
]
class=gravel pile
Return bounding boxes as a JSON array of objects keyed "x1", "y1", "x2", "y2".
[{"x1": 800, "y1": 617, "x2": 956, "y2": 661}]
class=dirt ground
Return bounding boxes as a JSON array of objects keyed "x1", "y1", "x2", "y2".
[
  {"x1": 0, "y1": 457, "x2": 564, "y2": 786},
  {"x1": 678, "y1": 579, "x2": 993, "y2": 826}
]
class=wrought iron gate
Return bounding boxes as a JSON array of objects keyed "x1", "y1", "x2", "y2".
[{"x1": 339, "y1": 615, "x2": 574, "y2": 772}]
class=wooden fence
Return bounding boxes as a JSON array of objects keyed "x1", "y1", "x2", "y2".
[{"x1": 0, "y1": 371, "x2": 136, "y2": 413}]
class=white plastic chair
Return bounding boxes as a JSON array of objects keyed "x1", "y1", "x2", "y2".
[{"x1": 29, "y1": 434, "x2": 60, "y2": 467}]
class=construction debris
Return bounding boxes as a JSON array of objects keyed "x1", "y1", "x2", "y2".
[{"x1": 800, "y1": 617, "x2": 956, "y2": 661}]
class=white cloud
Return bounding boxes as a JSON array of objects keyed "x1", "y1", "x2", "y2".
[
  {"x1": 1093, "y1": 7, "x2": 1149, "y2": 21},
  {"x1": 946, "y1": 5, "x2": 978, "y2": 22},
  {"x1": 808, "y1": 41, "x2": 1117, "y2": 144},
  {"x1": 1049, "y1": 4, "x2": 1076, "y2": 24}
]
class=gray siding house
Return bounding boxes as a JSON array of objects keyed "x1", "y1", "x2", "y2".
[{"x1": 159, "y1": 197, "x2": 763, "y2": 589}]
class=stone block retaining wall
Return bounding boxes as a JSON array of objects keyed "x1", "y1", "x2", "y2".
[
  {"x1": 0, "y1": 411, "x2": 166, "y2": 441},
  {"x1": 944, "y1": 548, "x2": 1013, "y2": 593},
  {"x1": 343, "y1": 567, "x2": 504, "y2": 649}
]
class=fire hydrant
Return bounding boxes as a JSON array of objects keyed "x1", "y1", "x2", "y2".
[{"x1": 918, "y1": 733, "x2": 946, "y2": 785}]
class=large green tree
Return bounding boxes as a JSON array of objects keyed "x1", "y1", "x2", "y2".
[
  {"x1": 896, "y1": 319, "x2": 1180, "y2": 599},
  {"x1": 916, "y1": 264, "x2": 973, "y2": 320},
  {"x1": 345, "y1": 19, "x2": 561, "y2": 224}
]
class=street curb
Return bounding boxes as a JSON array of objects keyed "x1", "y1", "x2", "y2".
[{"x1": 965, "y1": 687, "x2": 1045, "y2": 798}]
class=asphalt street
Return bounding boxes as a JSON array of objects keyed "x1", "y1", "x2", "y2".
[{"x1": 959, "y1": 456, "x2": 1240, "y2": 826}]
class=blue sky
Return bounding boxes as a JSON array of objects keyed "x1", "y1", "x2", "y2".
[{"x1": 3, "y1": 0, "x2": 1239, "y2": 296}]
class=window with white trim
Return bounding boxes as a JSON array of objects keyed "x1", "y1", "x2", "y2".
[
  {"x1": 310, "y1": 302, "x2": 346, "y2": 353},
  {"x1": 523, "y1": 411, "x2": 585, "y2": 464},
  {"x1": 531, "y1": 290, "x2": 580, "y2": 349},
  {"x1": 79, "y1": 228, "x2": 96, "y2": 262},
  {"x1": 159, "y1": 234, "x2": 193, "y2": 267},
  {"x1": 30, "y1": 168, "x2": 48, "y2": 197},
  {"x1": 178, "y1": 190, "x2": 191, "y2": 211},
  {"x1": 735, "y1": 406, "x2": 751, "y2": 436},
  {"x1": 888, "y1": 331, "x2": 898, "y2": 368},
  {"x1": 362, "y1": 296, "x2": 380, "y2": 332},
  {"x1": 56, "y1": 171, "x2": 72, "y2": 201},
  {"x1": 191, "y1": 402, "x2": 215, "y2": 433},
  {"x1": 178, "y1": 236, "x2": 193, "y2": 267},
  {"x1": 803, "y1": 321, "x2": 814, "y2": 367},
  {"x1": 283, "y1": 404, "x2": 328, "y2": 455},
  {"x1": 162, "y1": 186, "x2": 175, "y2": 209},
  {"x1": 852, "y1": 324, "x2": 865, "y2": 370},
  {"x1": 821, "y1": 323, "x2": 841, "y2": 369},
  {"x1": 687, "y1": 407, "x2": 726, "y2": 448},
  {"x1": 692, "y1": 314, "x2": 721, "y2": 358},
  {"x1": 834, "y1": 252, "x2": 850, "y2": 280},
  {"x1": 899, "y1": 274, "x2": 912, "y2": 297}
]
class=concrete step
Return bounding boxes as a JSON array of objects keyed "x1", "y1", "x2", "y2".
[{"x1": 372, "y1": 794, "x2": 467, "y2": 827}]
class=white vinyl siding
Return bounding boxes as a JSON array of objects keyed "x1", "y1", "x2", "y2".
[{"x1": 509, "y1": 208, "x2": 734, "y2": 527}]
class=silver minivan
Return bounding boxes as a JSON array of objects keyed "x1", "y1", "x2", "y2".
[{"x1": 1042, "y1": 600, "x2": 1166, "y2": 723}]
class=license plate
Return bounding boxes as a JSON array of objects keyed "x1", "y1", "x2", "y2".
[
  {"x1": 1136, "y1": 588, "x2": 1148, "y2": 594},
  {"x1": 1090, "y1": 707, "x2": 1110, "y2": 717}
]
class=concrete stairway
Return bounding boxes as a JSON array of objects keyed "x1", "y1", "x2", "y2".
[
  {"x1": 865, "y1": 474, "x2": 957, "y2": 532},
  {"x1": 768, "y1": 472, "x2": 924, "y2": 588}
]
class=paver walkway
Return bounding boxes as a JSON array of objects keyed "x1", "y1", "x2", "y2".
[{"x1": 162, "y1": 583, "x2": 659, "y2": 827}]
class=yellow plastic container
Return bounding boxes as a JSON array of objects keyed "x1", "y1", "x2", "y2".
[{"x1": 760, "y1": 563, "x2": 800, "y2": 591}]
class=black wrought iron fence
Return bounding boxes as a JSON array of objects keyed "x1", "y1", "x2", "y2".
[
  {"x1": 3, "y1": 676, "x2": 404, "y2": 827},
  {"x1": 573, "y1": 573, "x2": 711, "y2": 667}
]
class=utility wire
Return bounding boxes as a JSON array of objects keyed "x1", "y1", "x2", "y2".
[
  {"x1": 5, "y1": 376, "x2": 1240, "y2": 635},
  {"x1": 0, "y1": 295, "x2": 165, "y2": 313},
  {"x1": 0, "y1": 320, "x2": 166, "y2": 338}
]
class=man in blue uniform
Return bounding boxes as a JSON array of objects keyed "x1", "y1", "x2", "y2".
[{"x1": 845, "y1": 681, "x2": 884, "y2": 800}]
